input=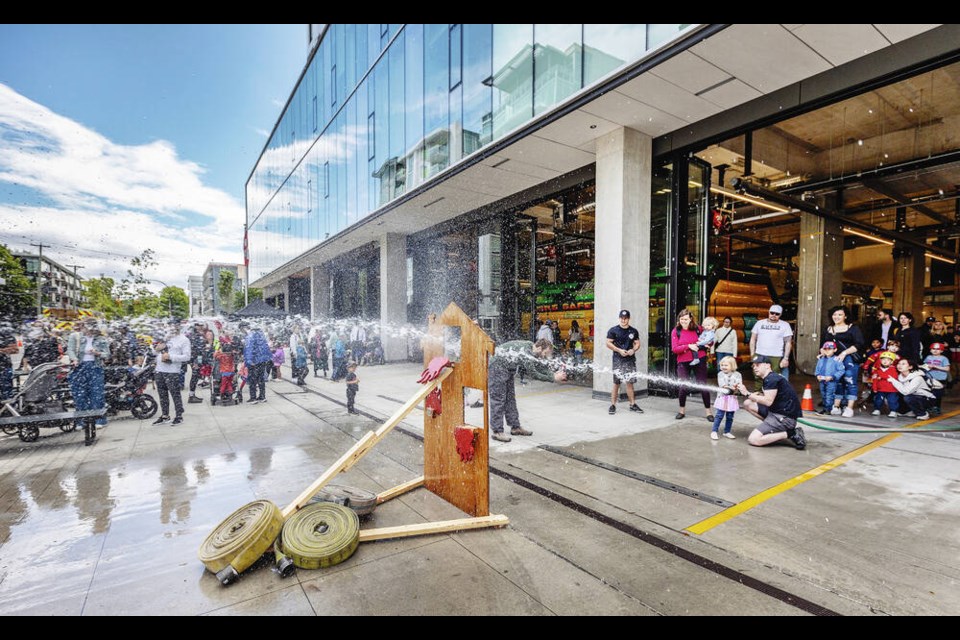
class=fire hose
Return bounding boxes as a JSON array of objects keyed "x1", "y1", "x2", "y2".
[{"x1": 277, "y1": 503, "x2": 360, "y2": 570}]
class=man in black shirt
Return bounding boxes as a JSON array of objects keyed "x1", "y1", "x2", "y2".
[
  {"x1": 605, "y1": 309, "x2": 643, "y2": 415},
  {"x1": 736, "y1": 355, "x2": 805, "y2": 450}
]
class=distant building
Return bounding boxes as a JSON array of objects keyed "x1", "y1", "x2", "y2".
[
  {"x1": 13, "y1": 252, "x2": 86, "y2": 311},
  {"x1": 202, "y1": 263, "x2": 246, "y2": 315},
  {"x1": 187, "y1": 275, "x2": 203, "y2": 316}
]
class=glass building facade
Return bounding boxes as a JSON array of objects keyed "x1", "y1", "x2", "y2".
[{"x1": 246, "y1": 24, "x2": 693, "y2": 282}]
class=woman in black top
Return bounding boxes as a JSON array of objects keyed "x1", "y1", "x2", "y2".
[
  {"x1": 823, "y1": 305, "x2": 864, "y2": 418},
  {"x1": 892, "y1": 312, "x2": 922, "y2": 362}
]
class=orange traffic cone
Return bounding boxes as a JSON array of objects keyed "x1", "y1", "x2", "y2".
[{"x1": 801, "y1": 384, "x2": 814, "y2": 412}]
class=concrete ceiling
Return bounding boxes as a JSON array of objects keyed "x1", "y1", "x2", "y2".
[{"x1": 255, "y1": 24, "x2": 943, "y2": 287}]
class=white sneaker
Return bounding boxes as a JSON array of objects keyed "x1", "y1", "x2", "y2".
[
  {"x1": 723, "y1": 432, "x2": 736, "y2": 439},
  {"x1": 842, "y1": 407, "x2": 854, "y2": 418},
  {"x1": 916, "y1": 413, "x2": 930, "y2": 420},
  {"x1": 888, "y1": 411, "x2": 898, "y2": 418},
  {"x1": 871, "y1": 409, "x2": 881, "y2": 416},
  {"x1": 710, "y1": 431, "x2": 719, "y2": 440},
  {"x1": 829, "y1": 407, "x2": 842, "y2": 416}
]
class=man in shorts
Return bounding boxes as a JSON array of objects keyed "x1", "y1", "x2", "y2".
[
  {"x1": 606, "y1": 309, "x2": 643, "y2": 415},
  {"x1": 736, "y1": 355, "x2": 806, "y2": 450}
]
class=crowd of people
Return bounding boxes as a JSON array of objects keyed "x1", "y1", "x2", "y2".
[{"x1": 0, "y1": 316, "x2": 393, "y2": 428}]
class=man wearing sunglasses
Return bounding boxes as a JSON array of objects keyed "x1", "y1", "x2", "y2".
[{"x1": 749, "y1": 304, "x2": 793, "y2": 390}]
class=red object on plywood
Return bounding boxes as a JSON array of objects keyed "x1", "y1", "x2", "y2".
[
  {"x1": 454, "y1": 426, "x2": 477, "y2": 463},
  {"x1": 425, "y1": 387, "x2": 442, "y2": 417}
]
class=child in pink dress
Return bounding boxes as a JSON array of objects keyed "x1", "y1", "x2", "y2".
[{"x1": 711, "y1": 356, "x2": 742, "y2": 440}]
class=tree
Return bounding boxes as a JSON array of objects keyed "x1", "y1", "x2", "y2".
[
  {"x1": 218, "y1": 270, "x2": 236, "y2": 313},
  {"x1": 158, "y1": 287, "x2": 189, "y2": 319},
  {"x1": 0, "y1": 244, "x2": 35, "y2": 320},
  {"x1": 83, "y1": 276, "x2": 122, "y2": 319},
  {"x1": 234, "y1": 287, "x2": 262, "y2": 311},
  {"x1": 116, "y1": 249, "x2": 158, "y2": 316}
]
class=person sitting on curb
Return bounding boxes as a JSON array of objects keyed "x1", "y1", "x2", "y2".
[
  {"x1": 488, "y1": 338, "x2": 566, "y2": 443},
  {"x1": 735, "y1": 355, "x2": 806, "y2": 450}
]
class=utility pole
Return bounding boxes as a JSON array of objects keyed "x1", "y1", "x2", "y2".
[
  {"x1": 29, "y1": 242, "x2": 49, "y2": 318},
  {"x1": 66, "y1": 264, "x2": 84, "y2": 311}
]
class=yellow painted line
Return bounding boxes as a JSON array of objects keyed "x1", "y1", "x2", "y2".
[{"x1": 684, "y1": 408, "x2": 960, "y2": 535}]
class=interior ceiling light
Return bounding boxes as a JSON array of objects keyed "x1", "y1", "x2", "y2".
[
  {"x1": 711, "y1": 185, "x2": 792, "y2": 213},
  {"x1": 928, "y1": 252, "x2": 956, "y2": 264},
  {"x1": 843, "y1": 227, "x2": 894, "y2": 246}
]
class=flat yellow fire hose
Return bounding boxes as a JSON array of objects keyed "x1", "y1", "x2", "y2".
[
  {"x1": 197, "y1": 500, "x2": 284, "y2": 585},
  {"x1": 278, "y1": 502, "x2": 360, "y2": 570}
]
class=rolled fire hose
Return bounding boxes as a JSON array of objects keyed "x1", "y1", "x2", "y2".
[
  {"x1": 309, "y1": 484, "x2": 378, "y2": 517},
  {"x1": 198, "y1": 500, "x2": 284, "y2": 585},
  {"x1": 278, "y1": 502, "x2": 360, "y2": 570}
]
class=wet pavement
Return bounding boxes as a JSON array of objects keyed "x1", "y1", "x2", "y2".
[{"x1": 1, "y1": 362, "x2": 958, "y2": 615}]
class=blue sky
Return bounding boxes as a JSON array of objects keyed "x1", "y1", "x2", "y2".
[{"x1": 0, "y1": 24, "x2": 304, "y2": 290}]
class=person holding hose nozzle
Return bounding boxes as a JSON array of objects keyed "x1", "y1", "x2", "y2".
[{"x1": 152, "y1": 319, "x2": 192, "y2": 426}]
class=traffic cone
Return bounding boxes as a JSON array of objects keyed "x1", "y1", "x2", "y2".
[{"x1": 801, "y1": 384, "x2": 814, "y2": 412}]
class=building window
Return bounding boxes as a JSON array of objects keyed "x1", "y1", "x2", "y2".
[
  {"x1": 331, "y1": 65, "x2": 337, "y2": 107},
  {"x1": 368, "y1": 112, "x2": 376, "y2": 161},
  {"x1": 449, "y1": 24, "x2": 462, "y2": 90},
  {"x1": 324, "y1": 161, "x2": 330, "y2": 198},
  {"x1": 307, "y1": 179, "x2": 313, "y2": 213},
  {"x1": 312, "y1": 95, "x2": 318, "y2": 133}
]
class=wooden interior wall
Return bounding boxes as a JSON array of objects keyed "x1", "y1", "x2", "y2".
[{"x1": 422, "y1": 303, "x2": 495, "y2": 517}]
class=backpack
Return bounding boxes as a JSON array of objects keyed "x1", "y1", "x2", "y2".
[{"x1": 920, "y1": 366, "x2": 944, "y2": 390}]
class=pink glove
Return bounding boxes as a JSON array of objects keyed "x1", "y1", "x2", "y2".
[{"x1": 418, "y1": 356, "x2": 451, "y2": 384}]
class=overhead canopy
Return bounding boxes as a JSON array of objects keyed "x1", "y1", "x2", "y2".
[{"x1": 231, "y1": 299, "x2": 288, "y2": 318}]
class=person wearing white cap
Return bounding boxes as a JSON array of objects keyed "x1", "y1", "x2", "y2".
[{"x1": 749, "y1": 303, "x2": 793, "y2": 390}]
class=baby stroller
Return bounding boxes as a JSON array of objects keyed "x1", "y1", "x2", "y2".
[{"x1": 1, "y1": 362, "x2": 68, "y2": 422}]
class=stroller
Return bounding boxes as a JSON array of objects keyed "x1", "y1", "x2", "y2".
[{"x1": 1, "y1": 362, "x2": 68, "y2": 421}]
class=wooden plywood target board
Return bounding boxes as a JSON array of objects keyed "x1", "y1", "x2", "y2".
[{"x1": 421, "y1": 303, "x2": 495, "y2": 517}]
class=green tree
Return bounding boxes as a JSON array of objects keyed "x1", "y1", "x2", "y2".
[
  {"x1": 234, "y1": 287, "x2": 261, "y2": 311},
  {"x1": 0, "y1": 244, "x2": 35, "y2": 320},
  {"x1": 158, "y1": 286, "x2": 189, "y2": 319},
  {"x1": 83, "y1": 276, "x2": 122, "y2": 319},
  {"x1": 217, "y1": 270, "x2": 236, "y2": 313},
  {"x1": 116, "y1": 249, "x2": 158, "y2": 316}
]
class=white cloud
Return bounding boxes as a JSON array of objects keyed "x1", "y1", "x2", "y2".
[
  {"x1": 254, "y1": 127, "x2": 270, "y2": 138},
  {"x1": 0, "y1": 83, "x2": 245, "y2": 291}
]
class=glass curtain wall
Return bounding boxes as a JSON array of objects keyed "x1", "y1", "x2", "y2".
[{"x1": 246, "y1": 24, "x2": 694, "y2": 281}]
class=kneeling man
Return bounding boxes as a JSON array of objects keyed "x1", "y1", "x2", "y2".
[{"x1": 736, "y1": 355, "x2": 806, "y2": 450}]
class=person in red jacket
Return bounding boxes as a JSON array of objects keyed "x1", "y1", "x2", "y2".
[
  {"x1": 671, "y1": 308, "x2": 712, "y2": 422},
  {"x1": 870, "y1": 351, "x2": 900, "y2": 418}
]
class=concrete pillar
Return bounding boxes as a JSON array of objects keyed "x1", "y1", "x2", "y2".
[
  {"x1": 380, "y1": 233, "x2": 408, "y2": 362},
  {"x1": 593, "y1": 127, "x2": 651, "y2": 396},
  {"x1": 891, "y1": 247, "x2": 926, "y2": 318},
  {"x1": 310, "y1": 265, "x2": 329, "y2": 320},
  {"x1": 796, "y1": 214, "x2": 844, "y2": 374}
]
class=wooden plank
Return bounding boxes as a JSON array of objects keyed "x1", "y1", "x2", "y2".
[
  {"x1": 357, "y1": 514, "x2": 510, "y2": 542},
  {"x1": 281, "y1": 369, "x2": 452, "y2": 519},
  {"x1": 375, "y1": 476, "x2": 424, "y2": 505}
]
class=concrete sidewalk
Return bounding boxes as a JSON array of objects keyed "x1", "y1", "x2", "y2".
[{"x1": 0, "y1": 361, "x2": 958, "y2": 615}]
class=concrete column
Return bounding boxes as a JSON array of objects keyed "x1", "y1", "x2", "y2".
[
  {"x1": 380, "y1": 232, "x2": 408, "y2": 362},
  {"x1": 891, "y1": 247, "x2": 926, "y2": 318},
  {"x1": 310, "y1": 265, "x2": 329, "y2": 320},
  {"x1": 593, "y1": 127, "x2": 651, "y2": 396},
  {"x1": 796, "y1": 213, "x2": 844, "y2": 374}
]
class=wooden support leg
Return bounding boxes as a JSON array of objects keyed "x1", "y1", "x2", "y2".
[
  {"x1": 357, "y1": 514, "x2": 509, "y2": 543},
  {"x1": 281, "y1": 368, "x2": 452, "y2": 519},
  {"x1": 376, "y1": 476, "x2": 424, "y2": 505}
]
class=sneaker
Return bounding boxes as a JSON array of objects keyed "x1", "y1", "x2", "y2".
[
  {"x1": 888, "y1": 411, "x2": 898, "y2": 418},
  {"x1": 675, "y1": 412, "x2": 685, "y2": 419},
  {"x1": 842, "y1": 407, "x2": 854, "y2": 418},
  {"x1": 492, "y1": 432, "x2": 511, "y2": 443},
  {"x1": 188, "y1": 395, "x2": 203, "y2": 404},
  {"x1": 871, "y1": 409, "x2": 881, "y2": 416},
  {"x1": 916, "y1": 413, "x2": 930, "y2": 420},
  {"x1": 608, "y1": 404, "x2": 616, "y2": 415},
  {"x1": 152, "y1": 415, "x2": 170, "y2": 426},
  {"x1": 249, "y1": 398, "x2": 260, "y2": 405},
  {"x1": 705, "y1": 414, "x2": 715, "y2": 423},
  {"x1": 829, "y1": 407, "x2": 842, "y2": 416},
  {"x1": 816, "y1": 409, "x2": 829, "y2": 415},
  {"x1": 510, "y1": 427, "x2": 533, "y2": 436},
  {"x1": 710, "y1": 431, "x2": 719, "y2": 440},
  {"x1": 723, "y1": 432, "x2": 736, "y2": 439},
  {"x1": 259, "y1": 398, "x2": 267, "y2": 403},
  {"x1": 789, "y1": 426, "x2": 806, "y2": 450},
  {"x1": 629, "y1": 404, "x2": 643, "y2": 413},
  {"x1": 171, "y1": 415, "x2": 183, "y2": 426}
]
